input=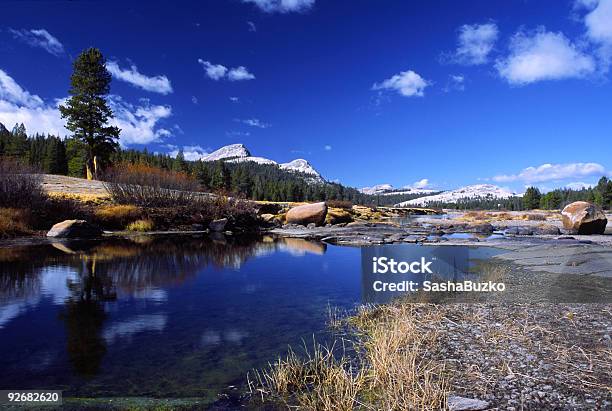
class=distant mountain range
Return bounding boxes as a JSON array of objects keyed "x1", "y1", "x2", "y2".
[
  {"x1": 201, "y1": 144, "x2": 323, "y2": 181},
  {"x1": 359, "y1": 183, "x2": 437, "y2": 196},
  {"x1": 395, "y1": 184, "x2": 519, "y2": 206}
]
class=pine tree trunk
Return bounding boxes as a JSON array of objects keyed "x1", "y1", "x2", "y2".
[{"x1": 86, "y1": 157, "x2": 94, "y2": 180}]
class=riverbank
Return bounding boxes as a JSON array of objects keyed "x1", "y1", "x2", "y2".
[{"x1": 251, "y1": 302, "x2": 612, "y2": 410}]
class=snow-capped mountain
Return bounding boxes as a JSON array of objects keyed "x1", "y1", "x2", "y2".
[
  {"x1": 280, "y1": 159, "x2": 320, "y2": 177},
  {"x1": 202, "y1": 144, "x2": 250, "y2": 161},
  {"x1": 202, "y1": 144, "x2": 323, "y2": 180},
  {"x1": 396, "y1": 184, "x2": 518, "y2": 207},
  {"x1": 226, "y1": 156, "x2": 278, "y2": 165},
  {"x1": 359, "y1": 184, "x2": 436, "y2": 196},
  {"x1": 360, "y1": 184, "x2": 395, "y2": 195}
]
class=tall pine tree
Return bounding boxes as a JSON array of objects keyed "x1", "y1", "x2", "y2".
[{"x1": 59, "y1": 48, "x2": 120, "y2": 180}]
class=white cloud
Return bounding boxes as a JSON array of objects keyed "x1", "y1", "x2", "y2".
[
  {"x1": 191, "y1": 96, "x2": 198, "y2": 104},
  {"x1": 108, "y1": 96, "x2": 173, "y2": 145},
  {"x1": 227, "y1": 66, "x2": 255, "y2": 81},
  {"x1": 412, "y1": 178, "x2": 431, "y2": 189},
  {"x1": 9, "y1": 28, "x2": 64, "y2": 56},
  {"x1": 324, "y1": 145, "x2": 332, "y2": 151},
  {"x1": 235, "y1": 118, "x2": 270, "y2": 128},
  {"x1": 443, "y1": 74, "x2": 465, "y2": 92},
  {"x1": 106, "y1": 61, "x2": 173, "y2": 95},
  {"x1": 496, "y1": 28, "x2": 596, "y2": 84},
  {"x1": 372, "y1": 70, "x2": 430, "y2": 97},
  {"x1": 169, "y1": 145, "x2": 209, "y2": 161},
  {"x1": 577, "y1": 0, "x2": 612, "y2": 70},
  {"x1": 229, "y1": 96, "x2": 239, "y2": 102},
  {"x1": 243, "y1": 0, "x2": 315, "y2": 13},
  {"x1": 492, "y1": 163, "x2": 607, "y2": 183},
  {"x1": 580, "y1": 0, "x2": 612, "y2": 44},
  {"x1": 198, "y1": 59, "x2": 255, "y2": 81},
  {"x1": 247, "y1": 21, "x2": 257, "y2": 32},
  {"x1": 197, "y1": 59, "x2": 228, "y2": 80},
  {"x1": 0, "y1": 69, "x2": 174, "y2": 145},
  {"x1": 454, "y1": 23, "x2": 498, "y2": 65}
]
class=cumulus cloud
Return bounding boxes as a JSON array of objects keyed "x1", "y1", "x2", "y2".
[
  {"x1": 169, "y1": 145, "x2": 209, "y2": 161},
  {"x1": 324, "y1": 145, "x2": 332, "y2": 151},
  {"x1": 235, "y1": 118, "x2": 270, "y2": 128},
  {"x1": 198, "y1": 59, "x2": 255, "y2": 81},
  {"x1": 247, "y1": 21, "x2": 257, "y2": 32},
  {"x1": 411, "y1": 178, "x2": 431, "y2": 189},
  {"x1": 108, "y1": 96, "x2": 173, "y2": 145},
  {"x1": 453, "y1": 23, "x2": 498, "y2": 65},
  {"x1": 577, "y1": 0, "x2": 612, "y2": 70},
  {"x1": 492, "y1": 163, "x2": 607, "y2": 183},
  {"x1": 106, "y1": 61, "x2": 173, "y2": 95},
  {"x1": 372, "y1": 70, "x2": 430, "y2": 97},
  {"x1": 229, "y1": 96, "x2": 239, "y2": 102},
  {"x1": 191, "y1": 96, "x2": 198, "y2": 104},
  {"x1": 9, "y1": 28, "x2": 65, "y2": 56},
  {"x1": 243, "y1": 0, "x2": 315, "y2": 13},
  {"x1": 0, "y1": 69, "x2": 173, "y2": 145},
  {"x1": 496, "y1": 28, "x2": 596, "y2": 84}
]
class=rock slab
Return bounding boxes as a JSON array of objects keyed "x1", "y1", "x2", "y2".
[
  {"x1": 47, "y1": 220, "x2": 102, "y2": 238},
  {"x1": 447, "y1": 395, "x2": 489, "y2": 411},
  {"x1": 286, "y1": 202, "x2": 327, "y2": 226},
  {"x1": 561, "y1": 201, "x2": 607, "y2": 234}
]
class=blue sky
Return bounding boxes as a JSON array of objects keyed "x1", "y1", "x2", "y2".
[{"x1": 0, "y1": 0, "x2": 611, "y2": 192}]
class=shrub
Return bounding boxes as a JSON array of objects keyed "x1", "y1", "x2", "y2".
[
  {"x1": 0, "y1": 157, "x2": 45, "y2": 208},
  {"x1": 326, "y1": 200, "x2": 353, "y2": 209},
  {"x1": 126, "y1": 219, "x2": 155, "y2": 232},
  {"x1": 103, "y1": 162, "x2": 202, "y2": 207},
  {"x1": 0, "y1": 208, "x2": 31, "y2": 237},
  {"x1": 94, "y1": 204, "x2": 142, "y2": 229}
]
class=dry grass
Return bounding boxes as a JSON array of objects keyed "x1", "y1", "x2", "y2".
[
  {"x1": 126, "y1": 219, "x2": 155, "y2": 232},
  {"x1": 251, "y1": 304, "x2": 449, "y2": 410},
  {"x1": 94, "y1": 204, "x2": 142, "y2": 229},
  {"x1": 460, "y1": 211, "x2": 553, "y2": 223},
  {"x1": 0, "y1": 208, "x2": 32, "y2": 237}
]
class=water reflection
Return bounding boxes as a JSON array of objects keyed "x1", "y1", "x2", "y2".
[{"x1": 0, "y1": 234, "x2": 341, "y2": 399}]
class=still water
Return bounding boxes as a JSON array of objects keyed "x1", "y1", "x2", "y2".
[
  {"x1": 0, "y1": 235, "x2": 363, "y2": 404},
  {"x1": 0, "y1": 234, "x2": 504, "y2": 405}
]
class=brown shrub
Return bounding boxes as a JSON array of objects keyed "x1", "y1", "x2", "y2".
[
  {"x1": 523, "y1": 213, "x2": 546, "y2": 221},
  {"x1": 0, "y1": 157, "x2": 45, "y2": 208},
  {"x1": 0, "y1": 208, "x2": 32, "y2": 237},
  {"x1": 94, "y1": 204, "x2": 142, "y2": 229},
  {"x1": 326, "y1": 200, "x2": 353, "y2": 209},
  {"x1": 103, "y1": 162, "x2": 201, "y2": 207}
]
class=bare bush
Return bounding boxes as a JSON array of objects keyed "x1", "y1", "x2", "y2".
[
  {"x1": 103, "y1": 163, "x2": 203, "y2": 207},
  {"x1": 0, "y1": 157, "x2": 45, "y2": 208}
]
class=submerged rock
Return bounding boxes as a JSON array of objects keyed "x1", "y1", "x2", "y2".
[
  {"x1": 47, "y1": 220, "x2": 102, "y2": 238},
  {"x1": 209, "y1": 218, "x2": 228, "y2": 232},
  {"x1": 561, "y1": 201, "x2": 607, "y2": 234},
  {"x1": 286, "y1": 202, "x2": 327, "y2": 226}
]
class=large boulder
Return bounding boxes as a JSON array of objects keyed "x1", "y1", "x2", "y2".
[
  {"x1": 561, "y1": 201, "x2": 607, "y2": 234},
  {"x1": 47, "y1": 220, "x2": 102, "y2": 238},
  {"x1": 286, "y1": 202, "x2": 327, "y2": 226}
]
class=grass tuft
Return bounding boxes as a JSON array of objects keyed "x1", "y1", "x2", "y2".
[{"x1": 126, "y1": 219, "x2": 155, "y2": 232}]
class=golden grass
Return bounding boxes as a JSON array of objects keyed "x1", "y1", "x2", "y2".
[
  {"x1": 126, "y1": 219, "x2": 155, "y2": 232},
  {"x1": 251, "y1": 304, "x2": 448, "y2": 410},
  {"x1": 47, "y1": 192, "x2": 110, "y2": 204},
  {"x1": 94, "y1": 204, "x2": 142, "y2": 228},
  {"x1": 0, "y1": 208, "x2": 32, "y2": 237},
  {"x1": 459, "y1": 211, "x2": 554, "y2": 223}
]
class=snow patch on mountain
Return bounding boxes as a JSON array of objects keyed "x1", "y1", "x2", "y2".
[
  {"x1": 280, "y1": 159, "x2": 320, "y2": 177},
  {"x1": 360, "y1": 184, "x2": 395, "y2": 195},
  {"x1": 226, "y1": 156, "x2": 278, "y2": 165},
  {"x1": 202, "y1": 144, "x2": 250, "y2": 161},
  {"x1": 200, "y1": 144, "x2": 323, "y2": 180},
  {"x1": 396, "y1": 184, "x2": 518, "y2": 206},
  {"x1": 381, "y1": 188, "x2": 437, "y2": 196}
]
